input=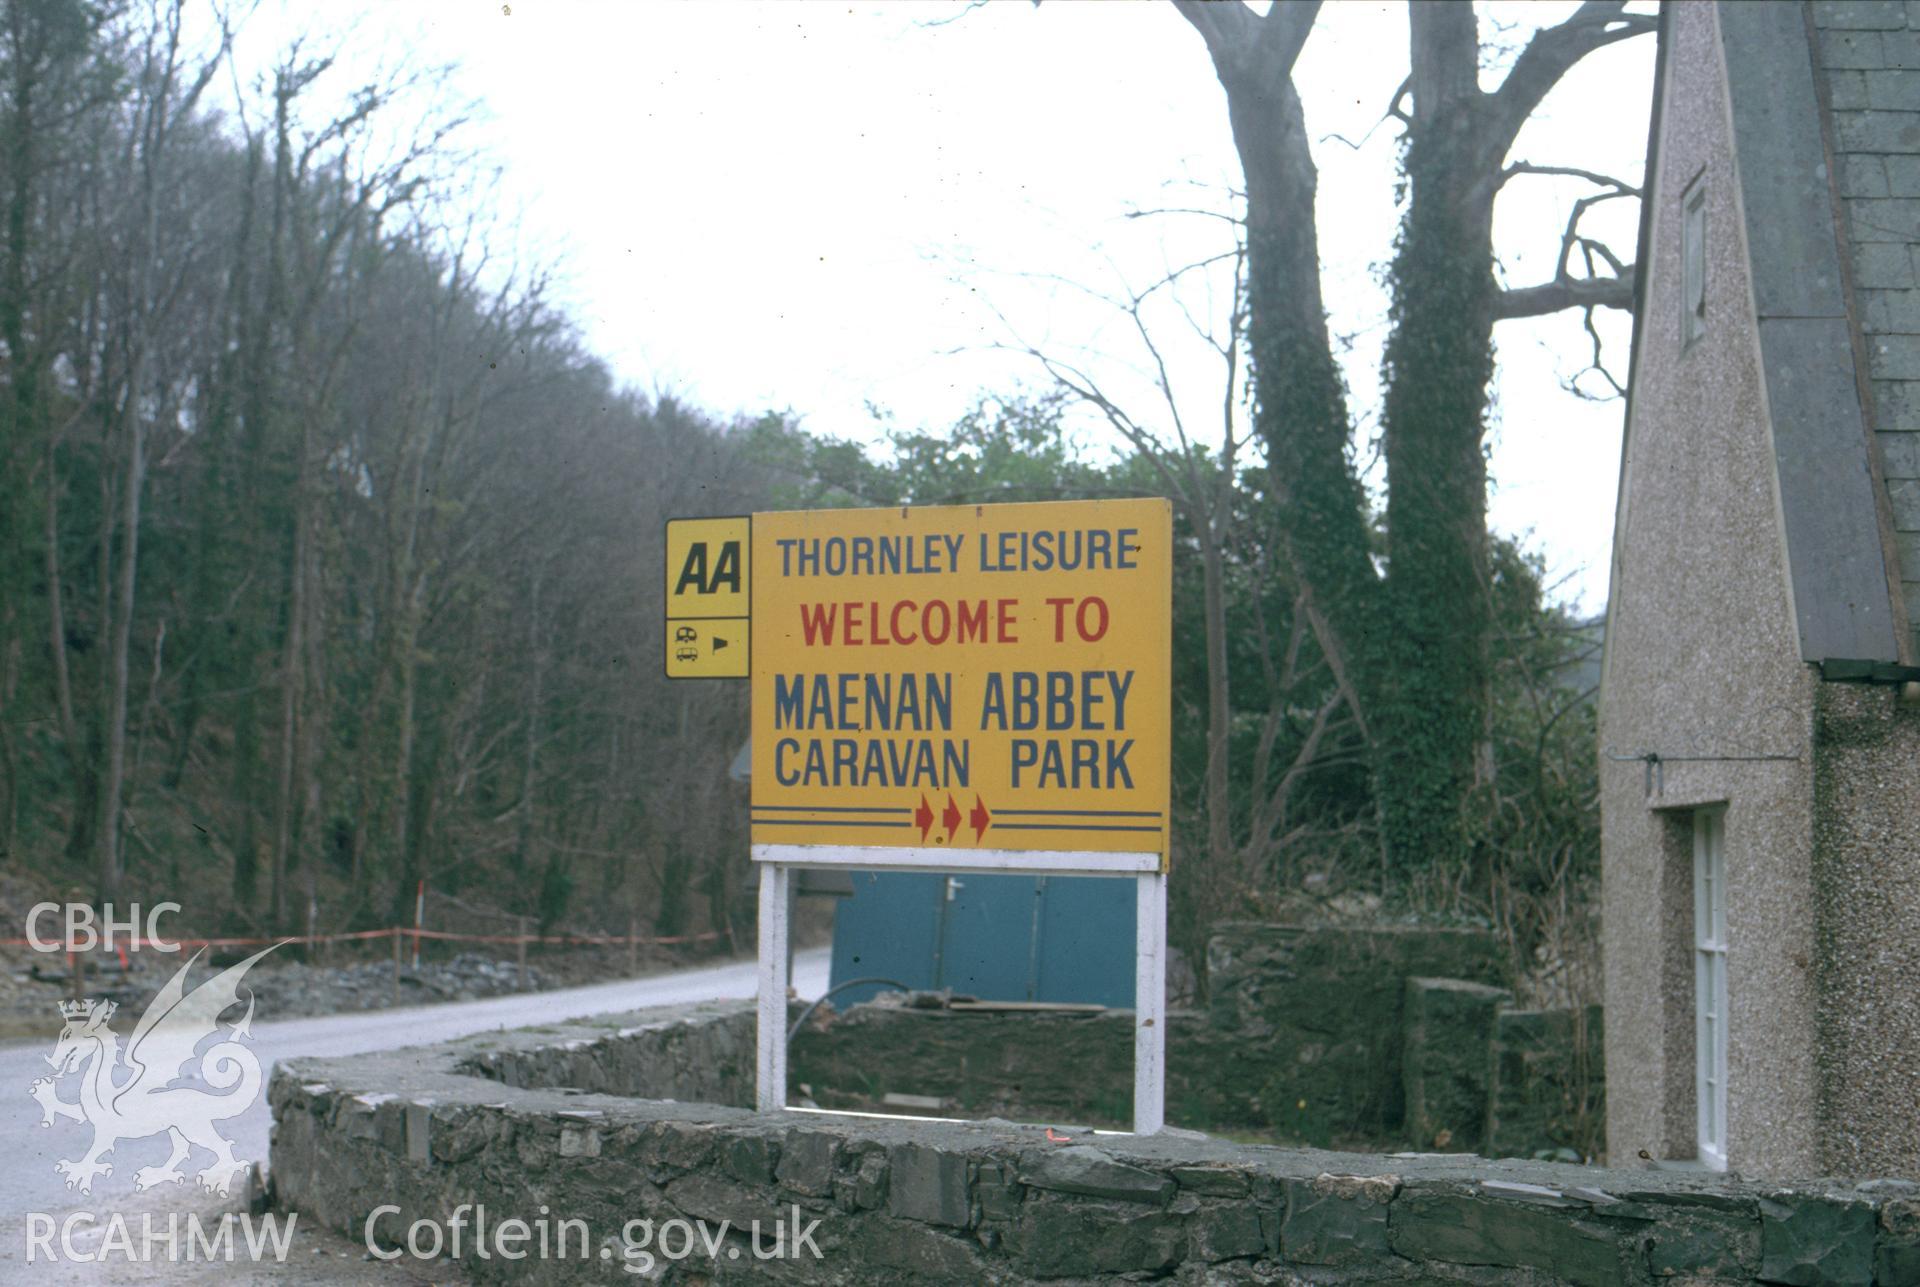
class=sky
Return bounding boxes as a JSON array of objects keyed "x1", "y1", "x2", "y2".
[{"x1": 230, "y1": 0, "x2": 1654, "y2": 616}]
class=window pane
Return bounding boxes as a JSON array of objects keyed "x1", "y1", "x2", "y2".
[{"x1": 1694, "y1": 810, "x2": 1729, "y2": 1167}]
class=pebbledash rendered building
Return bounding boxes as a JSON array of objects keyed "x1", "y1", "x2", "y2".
[{"x1": 1601, "y1": 1, "x2": 1920, "y2": 1179}]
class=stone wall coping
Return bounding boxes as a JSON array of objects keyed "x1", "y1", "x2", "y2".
[{"x1": 269, "y1": 998, "x2": 1903, "y2": 1210}]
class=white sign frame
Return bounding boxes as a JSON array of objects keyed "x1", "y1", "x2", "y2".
[{"x1": 755, "y1": 844, "x2": 1166, "y2": 1135}]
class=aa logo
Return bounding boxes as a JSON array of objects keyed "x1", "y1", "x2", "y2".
[
  {"x1": 673, "y1": 540, "x2": 741, "y2": 597},
  {"x1": 664, "y1": 517, "x2": 749, "y2": 678}
]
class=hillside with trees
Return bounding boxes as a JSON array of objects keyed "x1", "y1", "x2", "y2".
[
  {"x1": 0, "y1": 0, "x2": 1632, "y2": 1005},
  {"x1": 0, "y1": 0, "x2": 779, "y2": 943}
]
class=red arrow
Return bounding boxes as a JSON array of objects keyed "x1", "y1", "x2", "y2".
[
  {"x1": 942, "y1": 793, "x2": 962, "y2": 843},
  {"x1": 970, "y1": 794, "x2": 991, "y2": 841},
  {"x1": 915, "y1": 794, "x2": 934, "y2": 843}
]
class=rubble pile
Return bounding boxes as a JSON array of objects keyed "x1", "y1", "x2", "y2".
[{"x1": 2, "y1": 949, "x2": 551, "y2": 1028}]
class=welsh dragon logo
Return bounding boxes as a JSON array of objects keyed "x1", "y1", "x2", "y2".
[{"x1": 28, "y1": 945, "x2": 277, "y2": 1196}]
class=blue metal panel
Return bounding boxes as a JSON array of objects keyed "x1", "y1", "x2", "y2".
[
  {"x1": 1034, "y1": 875, "x2": 1137, "y2": 1009},
  {"x1": 828, "y1": 870, "x2": 1134, "y2": 1008},
  {"x1": 933, "y1": 874, "x2": 1042, "y2": 1000},
  {"x1": 827, "y1": 871, "x2": 944, "y2": 1006}
]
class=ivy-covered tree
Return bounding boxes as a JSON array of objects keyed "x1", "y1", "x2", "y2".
[{"x1": 1170, "y1": 0, "x2": 1648, "y2": 876}]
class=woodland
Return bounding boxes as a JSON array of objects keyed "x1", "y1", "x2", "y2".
[{"x1": 0, "y1": 0, "x2": 1648, "y2": 1000}]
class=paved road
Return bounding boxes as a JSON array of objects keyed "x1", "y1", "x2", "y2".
[{"x1": 0, "y1": 948, "x2": 830, "y2": 1269}]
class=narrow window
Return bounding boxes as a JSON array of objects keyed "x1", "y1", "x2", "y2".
[
  {"x1": 1693, "y1": 809, "x2": 1728, "y2": 1170},
  {"x1": 1682, "y1": 177, "x2": 1707, "y2": 348}
]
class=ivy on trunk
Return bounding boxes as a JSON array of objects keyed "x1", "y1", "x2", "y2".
[{"x1": 1174, "y1": 0, "x2": 1649, "y2": 876}]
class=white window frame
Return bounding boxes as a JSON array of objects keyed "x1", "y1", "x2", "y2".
[
  {"x1": 1692, "y1": 809, "x2": 1729, "y2": 1171},
  {"x1": 1682, "y1": 176, "x2": 1707, "y2": 349}
]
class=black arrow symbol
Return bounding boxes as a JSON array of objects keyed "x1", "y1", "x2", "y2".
[{"x1": 712, "y1": 636, "x2": 728, "y2": 651}]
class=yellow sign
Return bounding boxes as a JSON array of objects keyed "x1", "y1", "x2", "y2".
[
  {"x1": 665, "y1": 517, "x2": 750, "y2": 678},
  {"x1": 749, "y1": 498, "x2": 1171, "y2": 864}
]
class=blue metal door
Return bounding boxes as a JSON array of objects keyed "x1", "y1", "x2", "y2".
[
  {"x1": 828, "y1": 872, "x2": 1135, "y2": 1008},
  {"x1": 931, "y1": 874, "x2": 1040, "y2": 1000}
]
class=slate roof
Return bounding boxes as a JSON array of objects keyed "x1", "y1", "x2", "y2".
[{"x1": 1813, "y1": 0, "x2": 1920, "y2": 663}]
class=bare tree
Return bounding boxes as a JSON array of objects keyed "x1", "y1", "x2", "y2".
[
  {"x1": 91, "y1": 0, "x2": 234, "y2": 900},
  {"x1": 0, "y1": 0, "x2": 117, "y2": 856},
  {"x1": 993, "y1": 236, "x2": 1362, "y2": 926}
]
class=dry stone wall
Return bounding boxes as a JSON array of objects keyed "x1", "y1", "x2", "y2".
[
  {"x1": 459, "y1": 1001, "x2": 755, "y2": 1104},
  {"x1": 269, "y1": 999, "x2": 1920, "y2": 1284},
  {"x1": 792, "y1": 923, "x2": 1600, "y2": 1158},
  {"x1": 1204, "y1": 922, "x2": 1505, "y2": 1139}
]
